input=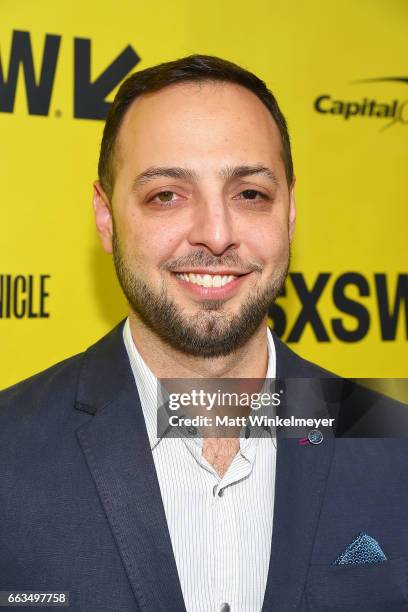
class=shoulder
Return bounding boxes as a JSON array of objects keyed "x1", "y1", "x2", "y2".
[
  {"x1": 272, "y1": 333, "x2": 408, "y2": 438},
  {"x1": 0, "y1": 320, "x2": 126, "y2": 425},
  {"x1": 0, "y1": 352, "x2": 84, "y2": 423},
  {"x1": 0, "y1": 350, "x2": 89, "y2": 475},
  {"x1": 271, "y1": 331, "x2": 337, "y2": 379}
]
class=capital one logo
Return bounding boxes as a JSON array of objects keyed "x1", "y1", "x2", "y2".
[{"x1": 0, "y1": 30, "x2": 140, "y2": 119}]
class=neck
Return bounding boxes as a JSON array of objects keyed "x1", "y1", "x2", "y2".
[{"x1": 127, "y1": 311, "x2": 269, "y2": 379}]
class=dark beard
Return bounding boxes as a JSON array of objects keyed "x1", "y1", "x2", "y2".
[{"x1": 112, "y1": 231, "x2": 289, "y2": 358}]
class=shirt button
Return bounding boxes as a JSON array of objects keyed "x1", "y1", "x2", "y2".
[
  {"x1": 218, "y1": 488, "x2": 224, "y2": 497},
  {"x1": 220, "y1": 604, "x2": 230, "y2": 612}
]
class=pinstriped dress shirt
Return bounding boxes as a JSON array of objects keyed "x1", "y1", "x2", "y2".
[{"x1": 123, "y1": 318, "x2": 277, "y2": 612}]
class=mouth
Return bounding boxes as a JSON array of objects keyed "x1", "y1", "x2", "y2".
[
  {"x1": 171, "y1": 270, "x2": 252, "y2": 298},
  {"x1": 174, "y1": 272, "x2": 241, "y2": 288}
]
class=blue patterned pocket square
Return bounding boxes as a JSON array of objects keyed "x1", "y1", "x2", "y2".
[{"x1": 333, "y1": 532, "x2": 388, "y2": 565}]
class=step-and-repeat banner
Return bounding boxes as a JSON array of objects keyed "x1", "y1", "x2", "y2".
[{"x1": 1, "y1": 1, "x2": 407, "y2": 388}]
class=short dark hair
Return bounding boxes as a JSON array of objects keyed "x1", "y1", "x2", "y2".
[{"x1": 98, "y1": 54, "x2": 293, "y2": 198}]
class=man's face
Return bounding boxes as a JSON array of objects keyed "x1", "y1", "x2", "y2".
[{"x1": 94, "y1": 81, "x2": 295, "y2": 358}]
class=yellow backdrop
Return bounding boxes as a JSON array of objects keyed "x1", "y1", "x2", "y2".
[{"x1": 1, "y1": 0, "x2": 407, "y2": 388}]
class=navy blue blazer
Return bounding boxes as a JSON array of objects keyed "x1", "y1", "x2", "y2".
[{"x1": 1, "y1": 321, "x2": 407, "y2": 611}]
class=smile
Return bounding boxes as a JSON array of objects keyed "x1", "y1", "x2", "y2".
[
  {"x1": 174, "y1": 273, "x2": 237, "y2": 288},
  {"x1": 172, "y1": 270, "x2": 251, "y2": 300}
]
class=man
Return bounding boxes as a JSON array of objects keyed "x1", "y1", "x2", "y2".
[{"x1": 1, "y1": 55, "x2": 407, "y2": 612}]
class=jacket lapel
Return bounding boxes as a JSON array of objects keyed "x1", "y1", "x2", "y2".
[
  {"x1": 74, "y1": 322, "x2": 334, "y2": 611},
  {"x1": 262, "y1": 335, "x2": 335, "y2": 611},
  {"x1": 75, "y1": 321, "x2": 186, "y2": 612}
]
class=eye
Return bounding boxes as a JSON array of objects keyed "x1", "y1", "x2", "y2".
[
  {"x1": 148, "y1": 190, "x2": 180, "y2": 206},
  {"x1": 155, "y1": 191, "x2": 176, "y2": 203},
  {"x1": 237, "y1": 189, "x2": 268, "y2": 201}
]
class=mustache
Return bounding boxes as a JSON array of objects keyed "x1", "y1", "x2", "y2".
[{"x1": 161, "y1": 250, "x2": 263, "y2": 274}]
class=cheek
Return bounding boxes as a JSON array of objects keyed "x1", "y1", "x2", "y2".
[
  {"x1": 245, "y1": 220, "x2": 290, "y2": 265},
  {"x1": 122, "y1": 215, "x2": 184, "y2": 269}
]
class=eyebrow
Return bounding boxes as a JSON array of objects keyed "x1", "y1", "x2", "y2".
[
  {"x1": 220, "y1": 164, "x2": 278, "y2": 185},
  {"x1": 132, "y1": 163, "x2": 278, "y2": 189},
  {"x1": 132, "y1": 167, "x2": 198, "y2": 189}
]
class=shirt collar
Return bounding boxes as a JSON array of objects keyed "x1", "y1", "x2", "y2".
[{"x1": 123, "y1": 317, "x2": 277, "y2": 450}]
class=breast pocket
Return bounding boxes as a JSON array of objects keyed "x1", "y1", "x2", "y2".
[{"x1": 305, "y1": 557, "x2": 408, "y2": 611}]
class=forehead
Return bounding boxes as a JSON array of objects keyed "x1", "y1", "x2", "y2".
[{"x1": 114, "y1": 81, "x2": 284, "y2": 175}]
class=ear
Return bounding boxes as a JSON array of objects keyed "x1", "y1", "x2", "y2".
[
  {"x1": 288, "y1": 176, "x2": 296, "y2": 243},
  {"x1": 93, "y1": 180, "x2": 113, "y2": 254}
]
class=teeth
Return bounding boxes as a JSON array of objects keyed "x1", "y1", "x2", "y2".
[{"x1": 175, "y1": 273, "x2": 237, "y2": 287}]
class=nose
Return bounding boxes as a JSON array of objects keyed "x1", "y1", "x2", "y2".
[{"x1": 187, "y1": 196, "x2": 239, "y2": 255}]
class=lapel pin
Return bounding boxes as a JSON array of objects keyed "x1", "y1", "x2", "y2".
[
  {"x1": 308, "y1": 429, "x2": 323, "y2": 444},
  {"x1": 298, "y1": 430, "x2": 324, "y2": 445}
]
